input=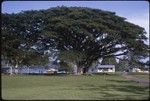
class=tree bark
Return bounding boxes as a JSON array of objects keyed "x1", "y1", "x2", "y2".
[
  {"x1": 83, "y1": 67, "x2": 89, "y2": 74},
  {"x1": 77, "y1": 68, "x2": 83, "y2": 75},
  {"x1": 73, "y1": 64, "x2": 78, "y2": 75},
  {"x1": 14, "y1": 63, "x2": 19, "y2": 74}
]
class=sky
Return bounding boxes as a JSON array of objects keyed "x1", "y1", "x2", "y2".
[{"x1": 2, "y1": 1, "x2": 149, "y2": 44}]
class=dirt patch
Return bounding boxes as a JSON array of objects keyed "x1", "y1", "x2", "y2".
[{"x1": 122, "y1": 73, "x2": 149, "y2": 86}]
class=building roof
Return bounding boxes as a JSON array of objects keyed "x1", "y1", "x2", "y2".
[{"x1": 96, "y1": 65, "x2": 115, "y2": 68}]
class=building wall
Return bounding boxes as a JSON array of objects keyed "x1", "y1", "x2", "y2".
[
  {"x1": 97, "y1": 68, "x2": 115, "y2": 73},
  {"x1": 131, "y1": 68, "x2": 149, "y2": 73},
  {"x1": 88, "y1": 66, "x2": 115, "y2": 73}
]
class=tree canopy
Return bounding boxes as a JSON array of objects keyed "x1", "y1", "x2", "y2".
[
  {"x1": 101, "y1": 56, "x2": 117, "y2": 65},
  {"x1": 2, "y1": 6, "x2": 149, "y2": 73}
]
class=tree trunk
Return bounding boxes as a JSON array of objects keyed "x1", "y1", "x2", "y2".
[
  {"x1": 83, "y1": 67, "x2": 89, "y2": 74},
  {"x1": 10, "y1": 66, "x2": 13, "y2": 75},
  {"x1": 73, "y1": 64, "x2": 78, "y2": 75},
  {"x1": 15, "y1": 64, "x2": 19, "y2": 74},
  {"x1": 77, "y1": 68, "x2": 83, "y2": 75}
]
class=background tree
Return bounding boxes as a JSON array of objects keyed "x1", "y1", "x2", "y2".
[
  {"x1": 115, "y1": 57, "x2": 128, "y2": 71},
  {"x1": 59, "y1": 61, "x2": 72, "y2": 73},
  {"x1": 1, "y1": 13, "x2": 48, "y2": 74}
]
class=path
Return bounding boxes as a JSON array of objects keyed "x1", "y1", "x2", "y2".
[{"x1": 122, "y1": 73, "x2": 149, "y2": 86}]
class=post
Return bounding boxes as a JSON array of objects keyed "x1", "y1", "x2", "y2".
[{"x1": 10, "y1": 66, "x2": 13, "y2": 75}]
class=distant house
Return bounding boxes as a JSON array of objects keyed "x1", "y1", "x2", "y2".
[
  {"x1": 25, "y1": 66, "x2": 49, "y2": 74},
  {"x1": 89, "y1": 65, "x2": 115, "y2": 73},
  {"x1": 130, "y1": 68, "x2": 141, "y2": 72},
  {"x1": 125, "y1": 67, "x2": 149, "y2": 73},
  {"x1": 143, "y1": 65, "x2": 149, "y2": 73}
]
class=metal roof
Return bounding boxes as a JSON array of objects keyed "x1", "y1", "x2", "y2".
[{"x1": 96, "y1": 65, "x2": 115, "y2": 68}]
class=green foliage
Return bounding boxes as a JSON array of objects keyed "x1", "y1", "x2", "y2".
[
  {"x1": 21, "y1": 50, "x2": 49, "y2": 66},
  {"x1": 59, "y1": 50, "x2": 86, "y2": 63},
  {"x1": 116, "y1": 58, "x2": 128, "y2": 71},
  {"x1": 2, "y1": 12, "x2": 48, "y2": 67},
  {"x1": 101, "y1": 57, "x2": 117, "y2": 65},
  {"x1": 2, "y1": 6, "x2": 149, "y2": 69},
  {"x1": 59, "y1": 61, "x2": 72, "y2": 72},
  {"x1": 58, "y1": 50, "x2": 86, "y2": 70}
]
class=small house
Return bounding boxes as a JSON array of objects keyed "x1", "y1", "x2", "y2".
[
  {"x1": 89, "y1": 65, "x2": 115, "y2": 73},
  {"x1": 125, "y1": 67, "x2": 149, "y2": 73}
]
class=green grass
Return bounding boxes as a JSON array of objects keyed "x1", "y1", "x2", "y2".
[
  {"x1": 128, "y1": 72, "x2": 149, "y2": 80},
  {"x1": 2, "y1": 74, "x2": 149, "y2": 100}
]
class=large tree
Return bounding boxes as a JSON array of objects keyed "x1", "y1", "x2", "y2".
[{"x1": 2, "y1": 6, "x2": 149, "y2": 74}]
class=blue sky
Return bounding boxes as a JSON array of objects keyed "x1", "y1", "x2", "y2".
[{"x1": 2, "y1": 1, "x2": 149, "y2": 44}]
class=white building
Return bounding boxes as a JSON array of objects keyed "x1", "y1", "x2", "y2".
[
  {"x1": 89, "y1": 65, "x2": 115, "y2": 73},
  {"x1": 131, "y1": 68, "x2": 141, "y2": 72},
  {"x1": 127, "y1": 67, "x2": 149, "y2": 73}
]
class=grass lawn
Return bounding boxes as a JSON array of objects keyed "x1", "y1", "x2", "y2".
[
  {"x1": 128, "y1": 72, "x2": 149, "y2": 81},
  {"x1": 2, "y1": 74, "x2": 149, "y2": 100}
]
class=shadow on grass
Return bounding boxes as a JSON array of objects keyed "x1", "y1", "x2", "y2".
[
  {"x1": 107, "y1": 79, "x2": 135, "y2": 83},
  {"x1": 111, "y1": 84, "x2": 149, "y2": 94},
  {"x1": 19, "y1": 73, "x2": 69, "y2": 76},
  {"x1": 77, "y1": 80, "x2": 149, "y2": 100},
  {"x1": 79, "y1": 84, "x2": 148, "y2": 94}
]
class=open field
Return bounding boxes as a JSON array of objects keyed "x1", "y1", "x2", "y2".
[{"x1": 2, "y1": 74, "x2": 149, "y2": 100}]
